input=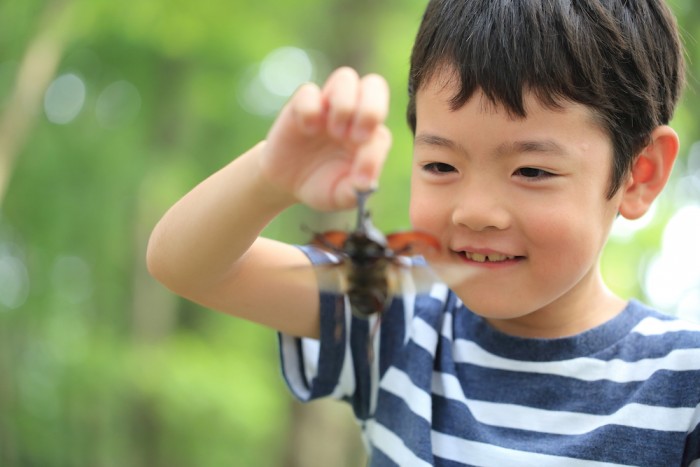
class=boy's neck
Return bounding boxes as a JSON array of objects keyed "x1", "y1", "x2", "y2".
[{"x1": 483, "y1": 273, "x2": 627, "y2": 339}]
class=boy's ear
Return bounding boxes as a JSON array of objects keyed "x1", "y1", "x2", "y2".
[{"x1": 618, "y1": 125, "x2": 679, "y2": 220}]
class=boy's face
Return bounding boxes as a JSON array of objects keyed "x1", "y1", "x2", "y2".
[{"x1": 410, "y1": 73, "x2": 628, "y2": 337}]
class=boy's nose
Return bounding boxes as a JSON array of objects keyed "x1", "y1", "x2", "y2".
[{"x1": 450, "y1": 186, "x2": 511, "y2": 232}]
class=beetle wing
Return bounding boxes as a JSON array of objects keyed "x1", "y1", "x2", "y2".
[
  {"x1": 312, "y1": 262, "x2": 350, "y2": 295},
  {"x1": 383, "y1": 257, "x2": 437, "y2": 296},
  {"x1": 311, "y1": 230, "x2": 348, "y2": 251},
  {"x1": 386, "y1": 231, "x2": 440, "y2": 256},
  {"x1": 275, "y1": 260, "x2": 349, "y2": 295},
  {"x1": 387, "y1": 257, "x2": 477, "y2": 296}
]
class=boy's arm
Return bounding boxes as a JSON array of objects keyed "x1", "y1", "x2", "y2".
[{"x1": 146, "y1": 68, "x2": 391, "y2": 338}]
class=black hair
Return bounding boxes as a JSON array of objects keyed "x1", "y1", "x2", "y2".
[{"x1": 407, "y1": 0, "x2": 685, "y2": 198}]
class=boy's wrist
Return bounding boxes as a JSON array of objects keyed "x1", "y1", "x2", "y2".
[{"x1": 244, "y1": 140, "x2": 300, "y2": 212}]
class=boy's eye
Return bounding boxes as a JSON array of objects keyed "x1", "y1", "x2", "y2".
[
  {"x1": 514, "y1": 167, "x2": 554, "y2": 180},
  {"x1": 423, "y1": 162, "x2": 456, "y2": 174}
]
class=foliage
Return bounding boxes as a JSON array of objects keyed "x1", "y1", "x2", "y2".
[{"x1": 0, "y1": 0, "x2": 698, "y2": 466}]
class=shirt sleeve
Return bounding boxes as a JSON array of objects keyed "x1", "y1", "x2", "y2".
[{"x1": 278, "y1": 245, "x2": 379, "y2": 420}]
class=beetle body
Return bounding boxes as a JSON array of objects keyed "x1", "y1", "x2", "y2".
[
  {"x1": 311, "y1": 190, "x2": 439, "y2": 318},
  {"x1": 334, "y1": 226, "x2": 393, "y2": 318}
]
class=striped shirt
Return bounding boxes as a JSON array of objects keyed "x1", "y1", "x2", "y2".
[{"x1": 279, "y1": 246, "x2": 700, "y2": 466}]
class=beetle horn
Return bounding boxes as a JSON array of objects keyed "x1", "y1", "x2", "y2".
[{"x1": 354, "y1": 188, "x2": 375, "y2": 232}]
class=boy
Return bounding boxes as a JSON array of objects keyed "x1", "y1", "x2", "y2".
[{"x1": 147, "y1": 0, "x2": 700, "y2": 465}]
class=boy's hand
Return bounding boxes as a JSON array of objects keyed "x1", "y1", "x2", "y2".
[{"x1": 259, "y1": 67, "x2": 391, "y2": 211}]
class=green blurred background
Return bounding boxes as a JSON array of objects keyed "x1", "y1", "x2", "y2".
[{"x1": 1, "y1": 0, "x2": 699, "y2": 466}]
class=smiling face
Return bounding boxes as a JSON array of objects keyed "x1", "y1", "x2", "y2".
[{"x1": 410, "y1": 74, "x2": 629, "y2": 337}]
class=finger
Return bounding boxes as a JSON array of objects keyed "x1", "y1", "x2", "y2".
[
  {"x1": 351, "y1": 74, "x2": 390, "y2": 144},
  {"x1": 351, "y1": 124, "x2": 392, "y2": 191},
  {"x1": 322, "y1": 67, "x2": 360, "y2": 139},
  {"x1": 290, "y1": 82, "x2": 323, "y2": 135}
]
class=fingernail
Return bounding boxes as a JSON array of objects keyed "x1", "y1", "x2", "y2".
[{"x1": 353, "y1": 174, "x2": 377, "y2": 192}]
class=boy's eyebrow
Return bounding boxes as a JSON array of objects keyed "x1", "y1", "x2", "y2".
[
  {"x1": 414, "y1": 133, "x2": 568, "y2": 157},
  {"x1": 495, "y1": 139, "x2": 569, "y2": 157},
  {"x1": 414, "y1": 133, "x2": 464, "y2": 151}
]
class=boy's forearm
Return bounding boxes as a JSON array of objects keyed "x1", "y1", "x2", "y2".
[{"x1": 146, "y1": 141, "x2": 295, "y2": 295}]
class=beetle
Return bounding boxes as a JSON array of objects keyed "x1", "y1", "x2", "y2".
[{"x1": 309, "y1": 189, "x2": 441, "y2": 319}]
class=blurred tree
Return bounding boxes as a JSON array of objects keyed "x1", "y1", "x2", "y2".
[{"x1": 0, "y1": 0, "x2": 73, "y2": 203}]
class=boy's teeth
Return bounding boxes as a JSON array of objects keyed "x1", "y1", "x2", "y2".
[
  {"x1": 465, "y1": 252, "x2": 513, "y2": 262},
  {"x1": 487, "y1": 254, "x2": 510, "y2": 262},
  {"x1": 471, "y1": 253, "x2": 487, "y2": 262}
]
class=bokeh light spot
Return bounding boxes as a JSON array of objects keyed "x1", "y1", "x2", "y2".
[
  {"x1": 644, "y1": 203, "x2": 700, "y2": 319},
  {"x1": 610, "y1": 202, "x2": 657, "y2": 239},
  {"x1": 238, "y1": 47, "x2": 318, "y2": 117},
  {"x1": 44, "y1": 73, "x2": 86, "y2": 124},
  {"x1": 96, "y1": 80, "x2": 142, "y2": 128},
  {"x1": 260, "y1": 47, "x2": 314, "y2": 97},
  {"x1": 0, "y1": 248, "x2": 29, "y2": 310}
]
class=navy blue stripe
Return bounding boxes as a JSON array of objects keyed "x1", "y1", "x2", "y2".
[
  {"x1": 307, "y1": 292, "x2": 347, "y2": 399},
  {"x1": 455, "y1": 296, "x2": 700, "y2": 363},
  {"x1": 597, "y1": 331, "x2": 700, "y2": 360},
  {"x1": 414, "y1": 292, "x2": 452, "y2": 321},
  {"x1": 378, "y1": 296, "x2": 409, "y2": 377},
  {"x1": 369, "y1": 447, "x2": 399, "y2": 467},
  {"x1": 433, "y1": 458, "x2": 479, "y2": 467},
  {"x1": 453, "y1": 363, "x2": 700, "y2": 412},
  {"x1": 348, "y1": 313, "x2": 373, "y2": 420},
  {"x1": 457, "y1": 299, "x2": 655, "y2": 361}
]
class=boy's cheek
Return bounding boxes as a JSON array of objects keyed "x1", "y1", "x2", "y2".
[
  {"x1": 409, "y1": 196, "x2": 443, "y2": 234},
  {"x1": 408, "y1": 201, "x2": 424, "y2": 230}
]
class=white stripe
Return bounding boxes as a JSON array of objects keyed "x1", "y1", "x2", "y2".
[
  {"x1": 379, "y1": 367, "x2": 432, "y2": 421},
  {"x1": 434, "y1": 372, "x2": 699, "y2": 434},
  {"x1": 632, "y1": 316, "x2": 700, "y2": 335},
  {"x1": 369, "y1": 422, "x2": 432, "y2": 467},
  {"x1": 280, "y1": 334, "x2": 311, "y2": 400},
  {"x1": 332, "y1": 296, "x2": 356, "y2": 399},
  {"x1": 454, "y1": 339, "x2": 700, "y2": 382},
  {"x1": 411, "y1": 317, "x2": 439, "y2": 355},
  {"x1": 691, "y1": 405, "x2": 700, "y2": 433},
  {"x1": 300, "y1": 337, "x2": 321, "y2": 387},
  {"x1": 441, "y1": 308, "x2": 454, "y2": 340},
  {"x1": 689, "y1": 459, "x2": 700, "y2": 467},
  {"x1": 431, "y1": 430, "x2": 630, "y2": 467},
  {"x1": 368, "y1": 312, "x2": 380, "y2": 414},
  {"x1": 399, "y1": 264, "x2": 416, "y2": 347},
  {"x1": 429, "y1": 281, "x2": 449, "y2": 300}
]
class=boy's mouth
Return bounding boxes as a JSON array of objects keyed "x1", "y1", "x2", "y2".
[{"x1": 457, "y1": 251, "x2": 520, "y2": 263}]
